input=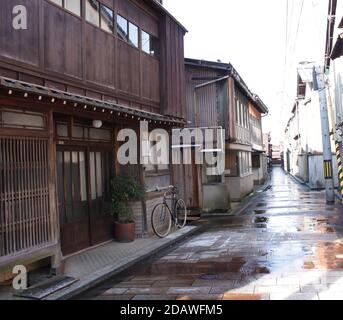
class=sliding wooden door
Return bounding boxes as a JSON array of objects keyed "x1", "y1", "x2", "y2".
[
  {"x1": 88, "y1": 149, "x2": 114, "y2": 245},
  {"x1": 57, "y1": 146, "x2": 114, "y2": 256},
  {"x1": 57, "y1": 147, "x2": 90, "y2": 255}
]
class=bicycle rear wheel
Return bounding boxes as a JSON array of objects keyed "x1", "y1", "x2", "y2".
[
  {"x1": 175, "y1": 199, "x2": 187, "y2": 228},
  {"x1": 151, "y1": 203, "x2": 172, "y2": 238}
]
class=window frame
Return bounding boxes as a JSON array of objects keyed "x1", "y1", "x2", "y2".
[
  {"x1": 99, "y1": 3, "x2": 114, "y2": 33},
  {"x1": 141, "y1": 29, "x2": 159, "y2": 58},
  {"x1": 48, "y1": 0, "x2": 160, "y2": 57},
  {"x1": 128, "y1": 21, "x2": 139, "y2": 48},
  {"x1": 116, "y1": 14, "x2": 129, "y2": 41},
  {"x1": 48, "y1": 0, "x2": 81, "y2": 17},
  {"x1": 238, "y1": 151, "x2": 252, "y2": 177}
]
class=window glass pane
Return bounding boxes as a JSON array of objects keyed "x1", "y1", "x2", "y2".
[
  {"x1": 129, "y1": 22, "x2": 139, "y2": 47},
  {"x1": 2, "y1": 110, "x2": 45, "y2": 130},
  {"x1": 79, "y1": 152, "x2": 87, "y2": 202},
  {"x1": 96, "y1": 152, "x2": 103, "y2": 197},
  {"x1": 157, "y1": 164, "x2": 169, "y2": 171},
  {"x1": 57, "y1": 123, "x2": 68, "y2": 137},
  {"x1": 50, "y1": 0, "x2": 63, "y2": 6},
  {"x1": 64, "y1": 152, "x2": 72, "y2": 205},
  {"x1": 150, "y1": 36, "x2": 159, "y2": 57},
  {"x1": 56, "y1": 151, "x2": 66, "y2": 223},
  {"x1": 236, "y1": 100, "x2": 239, "y2": 123},
  {"x1": 89, "y1": 127, "x2": 111, "y2": 141},
  {"x1": 141, "y1": 31, "x2": 150, "y2": 54},
  {"x1": 72, "y1": 152, "x2": 80, "y2": 202},
  {"x1": 72, "y1": 125, "x2": 84, "y2": 139},
  {"x1": 89, "y1": 152, "x2": 96, "y2": 200},
  {"x1": 100, "y1": 4, "x2": 114, "y2": 33},
  {"x1": 64, "y1": 0, "x2": 81, "y2": 16},
  {"x1": 117, "y1": 15, "x2": 128, "y2": 41},
  {"x1": 86, "y1": 0, "x2": 100, "y2": 27}
]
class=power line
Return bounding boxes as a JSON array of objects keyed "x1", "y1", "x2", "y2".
[{"x1": 291, "y1": 0, "x2": 305, "y2": 57}]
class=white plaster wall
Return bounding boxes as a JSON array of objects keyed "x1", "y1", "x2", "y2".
[
  {"x1": 202, "y1": 184, "x2": 230, "y2": 212},
  {"x1": 308, "y1": 155, "x2": 339, "y2": 189},
  {"x1": 226, "y1": 174, "x2": 254, "y2": 202}
]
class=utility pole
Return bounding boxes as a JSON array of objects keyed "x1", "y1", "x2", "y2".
[{"x1": 313, "y1": 66, "x2": 335, "y2": 204}]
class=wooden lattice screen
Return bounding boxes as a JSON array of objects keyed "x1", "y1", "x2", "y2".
[{"x1": 0, "y1": 137, "x2": 54, "y2": 258}]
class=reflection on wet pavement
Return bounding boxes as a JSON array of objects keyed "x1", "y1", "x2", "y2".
[{"x1": 78, "y1": 167, "x2": 343, "y2": 300}]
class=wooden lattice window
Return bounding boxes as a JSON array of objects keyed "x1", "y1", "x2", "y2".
[{"x1": 0, "y1": 137, "x2": 54, "y2": 258}]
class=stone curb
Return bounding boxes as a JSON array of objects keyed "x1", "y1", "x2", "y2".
[
  {"x1": 201, "y1": 178, "x2": 272, "y2": 218},
  {"x1": 45, "y1": 225, "x2": 201, "y2": 300}
]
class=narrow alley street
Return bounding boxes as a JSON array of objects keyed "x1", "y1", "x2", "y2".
[{"x1": 78, "y1": 166, "x2": 343, "y2": 301}]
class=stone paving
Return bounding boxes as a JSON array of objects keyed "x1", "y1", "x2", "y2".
[
  {"x1": 78, "y1": 166, "x2": 343, "y2": 300},
  {"x1": 0, "y1": 226, "x2": 198, "y2": 300}
]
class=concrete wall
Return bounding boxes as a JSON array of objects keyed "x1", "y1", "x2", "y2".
[
  {"x1": 202, "y1": 184, "x2": 230, "y2": 212},
  {"x1": 253, "y1": 154, "x2": 268, "y2": 185},
  {"x1": 226, "y1": 173, "x2": 254, "y2": 202},
  {"x1": 297, "y1": 154, "x2": 309, "y2": 182},
  {"x1": 308, "y1": 155, "x2": 339, "y2": 189},
  {"x1": 331, "y1": 2, "x2": 343, "y2": 125},
  {"x1": 131, "y1": 196, "x2": 166, "y2": 238}
]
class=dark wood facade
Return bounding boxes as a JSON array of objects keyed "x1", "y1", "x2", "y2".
[
  {"x1": 0, "y1": 0, "x2": 186, "y2": 276},
  {"x1": 0, "y1": 0, "x2": 186, "y2": 118},
  {"x1": 181, "y1": 59, "x2": 268, "y2": 209}
]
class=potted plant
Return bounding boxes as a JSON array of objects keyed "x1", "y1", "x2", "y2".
[{"x1": 111, "y1": 175, "x2": 146, "y2": 243}]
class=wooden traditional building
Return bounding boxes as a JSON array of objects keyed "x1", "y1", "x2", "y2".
[
  {"x1": 177, "y1": 58, "x2": 268, "y2": 212},
  {"x1": 0, "y1": 0, "x2": 186, "y2": 280}
]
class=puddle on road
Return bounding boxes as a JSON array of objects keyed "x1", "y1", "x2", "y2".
[{"x1": 76, "y1": 168, "x2": 343, "y2": 300}]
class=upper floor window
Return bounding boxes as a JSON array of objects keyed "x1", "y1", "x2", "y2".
[
  {"x1": 0, "y1": 107, "x2": 47, "y2": 131},
  {"x1": 129, "y1": 23, "x2": 139, "y2": 47},
  {"x1": 117, "y1": 15, "x2": 128, "y2": 41},
  {"x1": 86, "y1": 0, "x2": 100, "y2": 26},
  {"x1": 86, "y1": 0, "x2": 114, "y2": 33},
  {"x1": 235, "y1": 90, "x2": 249, "y2": 129},
  {"x1": 50, "y1": 0, "x2": 159, "y2": 57},
  {"x1": 117, "y1": 16, "x2": 139, "y2": 48},
  {"x1": 141, "y1": 30, "x2": 159, "y2": 57},
  {"x1": 50, "y1": 0, "x2": 81, "y2": 16},
  {"x1": 100, "y1": 4, "x2": 114, "y2": 33}
]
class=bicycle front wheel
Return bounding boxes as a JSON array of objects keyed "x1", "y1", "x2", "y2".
[
  {"x1": 175, "y1": 199, "x2": 187, "y2": 228},
  {"x1": 151, "y1": 203, "x2": 172, "y2": 238}
]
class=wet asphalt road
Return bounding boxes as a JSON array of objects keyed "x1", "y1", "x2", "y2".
[{"x1": 78, "y1": 166, "x2": 343, "y2": 300}]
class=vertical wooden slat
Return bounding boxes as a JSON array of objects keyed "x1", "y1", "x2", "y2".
[
  {"x1": 18, "y1": 139, "x2": 23, "y2": 251},
  {"x1": 28, "y1": 139, "x2": 34, "y2": 248},
  {"x1": 33, "y1": 139, "x2": 39, "y2": 246},
  {"x1": 45, "y1": 140, "x2": 51, "y2": 242},
  {"x1": 12, "y1": 138, "x2": 18, "y2": 252},
  {"x1": 5, "y1": 138, "x2": 10, "y2": 254},
  {"x1": 40, "y1": 140, "x2": 46, "y2": 243},
  {"x1": 38, "y1": 140, "x2": 43, "y2": 245},
  {"x1": 23, "y1": 139, "x2": 30, "y2": 250}
]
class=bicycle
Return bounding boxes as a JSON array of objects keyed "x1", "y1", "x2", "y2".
[{"x1": 151, "y1": 185, "x2": 187, "y2": 238}]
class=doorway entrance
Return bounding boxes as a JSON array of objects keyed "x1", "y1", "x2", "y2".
[{"x1": 56, "y1": 146, "x2": 114, "y2": 256}]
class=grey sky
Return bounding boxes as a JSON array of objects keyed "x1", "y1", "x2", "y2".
[{"x1": 163, "y1": 0, "x2": 329, "y2": 144}]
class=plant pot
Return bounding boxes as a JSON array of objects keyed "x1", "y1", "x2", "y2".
[{"x1": 115, "y1": 222, "x2": 136, "y2": 243}]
